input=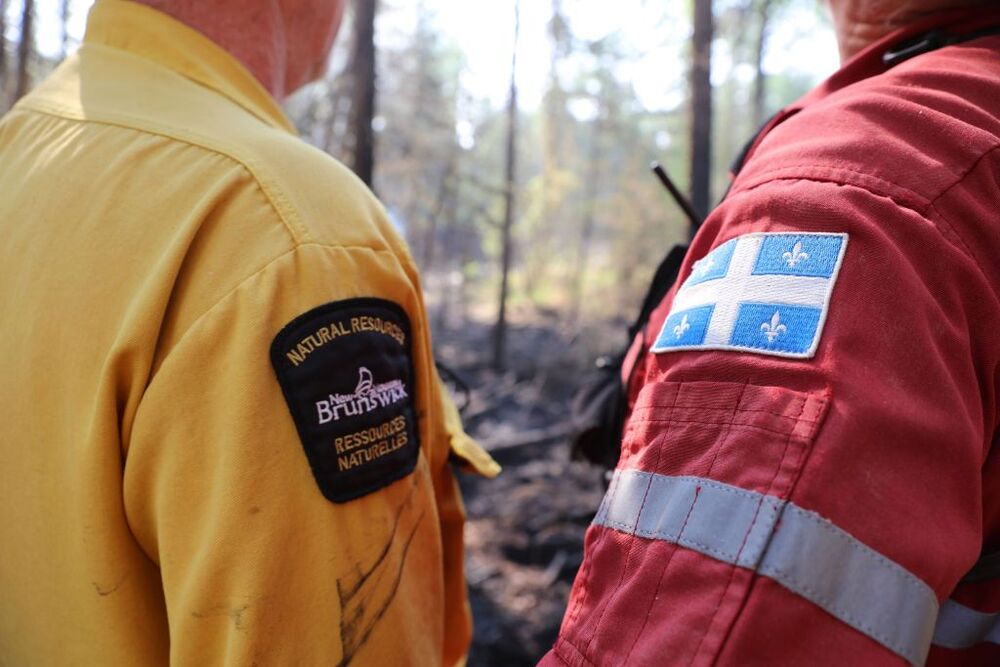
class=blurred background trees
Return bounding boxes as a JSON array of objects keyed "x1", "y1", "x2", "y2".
[{"x1": 288, "y1": 0, "x2": 833, "y2": 366}]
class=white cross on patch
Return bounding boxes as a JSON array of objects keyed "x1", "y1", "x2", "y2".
[{"x1": 652, "y1": 232, "x2": 849, "y2": 359}]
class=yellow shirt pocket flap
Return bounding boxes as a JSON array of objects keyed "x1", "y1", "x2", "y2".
[
  {"x1": 439, "y1": 380, "x2": 500, "y2": 478},
  {"x1": 449, "y1": 428, "x2": 501, "y2": 478}
]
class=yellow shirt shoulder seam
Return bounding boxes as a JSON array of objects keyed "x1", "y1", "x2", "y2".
[
  {"x1": 13, "y1": 100, "x2": 309, "y2": 247},
  {"x1": 149, "y1": 242, "x2": 401, "y2": 375}
]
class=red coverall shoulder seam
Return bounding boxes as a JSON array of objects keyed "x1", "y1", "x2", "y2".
[{"x1": 732, "y1": 169, "x2": 986, "y2": 278}]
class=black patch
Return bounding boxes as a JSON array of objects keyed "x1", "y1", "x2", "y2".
[{"x1": 270, "y1": 298, "x2": 420, "y2": 504}]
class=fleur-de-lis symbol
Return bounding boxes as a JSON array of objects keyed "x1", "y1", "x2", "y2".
[
  {"x1": 782, "y1": 241, "x2": 809, "y2": 268},
  {"x1": 673, "y1": 314, "x2": 691, "y2": 339},
  {"x1": 760, "y1": 311, "x2": 787, "y2": 343},
  {"x1": 694, "y1": 255, "x2": 716, "y2": 277}
]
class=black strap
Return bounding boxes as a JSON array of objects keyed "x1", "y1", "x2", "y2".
[
  {"x1": 960, "y1": 550, "x2": 1000, "y2": 584},
  {"x1": 729, "y1": 117, "x2": 776, "y2": 181},
  {"x1": 883, "y1": 25, "x2": 1000, "y2": 68},
  {"x1": 627, "y1": 245, "x2": 689, "y2": 342},
  {"x1": 435, "y1": 360, "x2": 471, "y2": 415},
  {"x1": 721, "y1": 114, "x2": 782, "y2": 202}
]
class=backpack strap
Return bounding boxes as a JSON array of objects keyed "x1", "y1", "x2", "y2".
[
  {"x1": 628, "y1": 244, "x2": 690, "y2": 342},
  {"x1": 961, "y1": 551, "x2": 1000, "y2": 584},
  {"x1": 884, "y1": 25, "x2": 1000, "y2": 68}
]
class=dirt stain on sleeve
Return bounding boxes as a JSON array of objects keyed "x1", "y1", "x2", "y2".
[
  {"x1": 91, "y1": 575, "x2": 127, "y2": 597},
  {"x1": 337, "y1": 477, "x2": 426, "y2": 666},
  {"x1": 192, "y1": 603, "x2": 251, "y2": 632}
]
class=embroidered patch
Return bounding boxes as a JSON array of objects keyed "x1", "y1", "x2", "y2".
[
  {"x1": 652, "y1": 232, "x2": 848, "y2": 359},
  {"x1": 270, "y1": 298, "x2": 420, "y2": 504}
]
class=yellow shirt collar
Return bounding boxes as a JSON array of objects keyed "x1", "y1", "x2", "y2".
[{"x1": 84, "y1": 0, "x2": 298, "y2": 135}]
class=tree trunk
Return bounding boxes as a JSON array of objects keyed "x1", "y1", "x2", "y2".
[
  {"x1": 14, "y1": 0, "x2": 34, "y2": 103},
  {"x1": 492, "y1": 0, "x2": 520, "y2": 372},
  {"x1": 421, "y1": 152, "x2": 456, "y2": 271},
  {"x1": 349, "y1": 0, "x2": 377, "y2": 189},
  {"x1": 751, "y1": 0, "x2": 774, "y2": 129},
  {"x1": 689, "y1": 0, "x2": 714, "y2": 223},
  {"x1": 568, "y1": 112, "x2": 604, "y2": 324},
  {"x1": 544, "y1": 0, "x2": 564, "y2": 173},
  {"x1": 523, "y1": 0, "x2": 568, "y2": 306},
  {"x1": 0, "y1": 0, "x2": 8, "y2": 97},
  {"x1": 433, "y1": 166, "x2": 462, "y2": 334},
  {"x1": 323, "y1": 76, "x2": 352, "y2": 158},
  {"x1": 60, "y1": 0, "x2": 71, "y2": 59}
]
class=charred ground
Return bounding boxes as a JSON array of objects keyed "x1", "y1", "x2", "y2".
[{"x1": 436, "y1": 319, "x2": 616, "y2": 665}]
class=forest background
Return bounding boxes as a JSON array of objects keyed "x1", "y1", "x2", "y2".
[{"x1": 1, "y1": 0, "x2": 836, "y2": 662}]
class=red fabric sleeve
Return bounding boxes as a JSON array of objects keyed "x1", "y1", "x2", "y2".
[{"x1": 541, "y1": 174, "x2": 999, "y2": 666}]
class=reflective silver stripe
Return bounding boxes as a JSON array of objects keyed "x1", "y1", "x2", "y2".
[
  {"x1": 932, "y1": 600, "x2": 1000, "y2": 649},
  {"x1": 594, "y1": 469, "x2": 939, "y2": 666}
]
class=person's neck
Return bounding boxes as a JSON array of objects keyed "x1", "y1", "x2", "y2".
[
  {"x1": 831, "y1": 0, "x2": 987, "y2": 62},
  {"x1": 135, "y1": 0, "x2": 289, "y2": 100}
]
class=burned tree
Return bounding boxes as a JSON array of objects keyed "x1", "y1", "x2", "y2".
[
  {"x1": 492, "y1": 0, "x2": 520, "y2": 372},
  {"x1": 14, "y1": 0, "x2": 34, "y2": 103},
  {"x1": 689, "y1": 0, "x2": 714, "y2": 222},
  {"x1": 348, "y1": 0, "x2": 378, "y2": 189}
]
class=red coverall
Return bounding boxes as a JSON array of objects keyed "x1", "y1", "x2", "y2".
[{"x1": 542, "y1": 8, "x2": 1000, "y2": 666}]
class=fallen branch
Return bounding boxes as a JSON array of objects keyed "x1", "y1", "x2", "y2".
[{"x1": 479, "y1": 422, "x2": 573, "y2": 452}]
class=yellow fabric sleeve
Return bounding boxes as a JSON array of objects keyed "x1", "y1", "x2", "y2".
[{"x1": 123, "y1": 244, "x2": 480, "y2": 666}]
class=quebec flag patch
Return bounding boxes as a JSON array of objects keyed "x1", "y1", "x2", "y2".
[{"x1": 652, "y1": 232, "x2": 848, "y2": 359}]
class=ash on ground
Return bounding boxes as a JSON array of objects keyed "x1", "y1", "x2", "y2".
[{"x1": 436, "y1": 320, "x2": 616, "y2": 665}]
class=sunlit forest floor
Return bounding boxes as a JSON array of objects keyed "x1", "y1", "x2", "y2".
[{"x1": 434, "y1": 315, "x2": 613, "y2": 664}]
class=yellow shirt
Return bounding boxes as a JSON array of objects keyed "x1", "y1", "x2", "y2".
[{"x1": 0, "y1": 1, "x2": 498, "y2": 664}]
